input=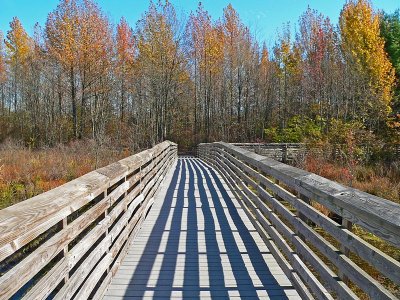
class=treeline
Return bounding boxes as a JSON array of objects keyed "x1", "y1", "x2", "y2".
[{"x1": 0, "y1": 0, "x2": 399, "y2": 150}]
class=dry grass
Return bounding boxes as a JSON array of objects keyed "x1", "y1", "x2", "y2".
[
  {"x1": 302, "y1": 155, "x2": 400, "y2": 204},
  {"x1": 0, "y1": 139, "x2": 132, "y2": 210}
]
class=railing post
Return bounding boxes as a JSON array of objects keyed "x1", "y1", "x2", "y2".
[
  {"x1": 296, "y1": 193, "x2": 312, "y2": 241},
  {"x1": 282, "y1": 143, "x2": 288, "y2": 163},
  {"x1": 297, "y1": 194, "x2": 311, "y2": 223},
  {"x1": 62, "y1": 217, "x2": 69, "y2": 284},
  {"x1": 339, "y1": 219, "x2": 352, "y2": 284},
  {"x1": 104, "y1": 188, "x2": 111, "y2": 274},
  {"x1": 139, "y1": 164, "x2": 142, "y2": 195}
]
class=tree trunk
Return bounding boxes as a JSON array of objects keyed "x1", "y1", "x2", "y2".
[{"x1": 70, "y1": 66, "x2": 77, "y2": 139}]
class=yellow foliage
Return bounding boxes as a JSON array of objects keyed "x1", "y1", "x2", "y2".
[
  {"x1": 46, "y1": 0, "x2": 80, "y2": 67},
  {"x1": 275, "y1": 37, "x2": 302, "y2": 80},
  {"x1": 189, "y1": 3, "x2": 224, "y2": 77},
  {"x1": 5, "y1": 17, "x2": 32, "y2": 68},
  {"x1": 340, "y1": 0, "x2": 395, "y2": 113},
  {"x1": 136, "y1": 0, "x2": 189, "y2": 91},
  {"x1": 46, "y1": 0, "x2": 113, "y2": 93},
  {"x1": 137, "y1": 3, "x2": 177, "y2": 70},
  {"x1": 202, "y1": 26, "x2": 224, "y2": 75}
]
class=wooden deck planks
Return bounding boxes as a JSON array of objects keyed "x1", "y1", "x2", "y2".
[{"x1": 103, "y1": 157, "x2": 301, "y2": 300}]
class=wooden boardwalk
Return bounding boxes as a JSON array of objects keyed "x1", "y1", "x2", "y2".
[
  {"x1": 2, "y1": 142, "x2": 398, "y2": 299},
  {"x1": 103, "y1": 157, "x2": 301, "y2": 299}
]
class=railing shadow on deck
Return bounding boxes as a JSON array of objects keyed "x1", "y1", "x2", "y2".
[
  {"x1": 193, "y1": 159, "x2": 290, "y2": 299},
  {"x1": 123, "y1": 159, "x2": 185, "y2": 299},
  {"x1": 122, "y1": 157, "x2": 290, "y2": 299},
  {"x1": 199, "y1": 142, "x2": 400, "y2": 300}
]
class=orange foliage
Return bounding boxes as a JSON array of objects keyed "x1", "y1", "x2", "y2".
[
  {"x1": 116, "y1": 17, "x2": 135, "y2": 69},
  {"x1": 4, "y1": 17, "x2": 32, "y2": 74},
  {"x1": 189, "y1": 3, "x2": 224, "y2": 76},
  {"x1": 45, "y1": 0, "x2": 80, "y2": 68},
  {"x1": 305, "y1": 155, "x2": 354, "y2": 185}
]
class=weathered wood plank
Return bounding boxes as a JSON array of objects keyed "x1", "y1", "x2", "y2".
[
  {"x1": 21, "y1": 257, "x2": 67, "y2": 300},
  {"x1": 199, "y1": 142, "x2": 400, "y2": 299},
  {"x1": 0, "y1": 185, "x2": 116, "y2": 298},
  {"x1": 215, "y1": 142, "x2": 400, "y2": 247},
  {"x1": 210, "y1": 154, "x2": 330, "y2": 300},
  {"x1": 0, "y1": 171, "x2": 110, "y2": 261},
  {"x1": 0, "y1": 141, "x2": 177, "y2": 300},
  {"x1": 220, "y1": 147, "x2": 400, "y2": 287},
  {"x1": 104, "y1": 157, "x2": 300, "y2": 300},
  {"x1": 205, "y1": 159, "x2": 315, "y2": 300}
]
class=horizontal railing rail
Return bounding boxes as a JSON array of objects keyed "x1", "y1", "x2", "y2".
[
  {"x1": 198, "y1": 142, "x2": 400, "y2": 300},
  {"x1": 0, "y1": 141, "x2": 177, "y2": 300},
  {"x1": 232, "y1": 142, "x2": 400, "y2": 163},
  {"x1": 231, "y1": 143, "x2": 306, "y2": 163}
]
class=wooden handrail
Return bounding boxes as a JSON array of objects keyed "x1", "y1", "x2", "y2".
[
  {"x1": 0, "y1": 141, "x2": 177, "y2": 299},
  {"x1": 198, "y1": 142, "x2": 400, "y2": 300},
  {"x1": 230, "y1": 143, "x2": 305, "y2": 163}
]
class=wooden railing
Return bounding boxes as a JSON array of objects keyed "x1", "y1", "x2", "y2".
[
  {"x1": 0, "y1": 141, "x2": 177, "y2": 300},
  {"x1": 231, "y1": 143, "x2": 305, "y2": 163},
  {"x1": 198, "y1": 142, "x2": 400, "y2": 300}
]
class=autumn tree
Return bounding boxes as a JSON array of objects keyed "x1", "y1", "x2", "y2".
[
  {"x1": 46, "y1": 0, "x2": 80, "y2": 138},
  {"x1": 258, "y1": 44, "x2": 276, "y2": 136},
  {"x1": 5, "y1": 17, "x2": 32, "y2": 113},
  {"x1": 0, "y1": 0, "x2": 398, "y2": 150},
  {"x1": 46, "y1": 0, "x2": 113, "y2": 141},
  {"x1": 25, "y1": 23, "x2": 45, "y2": 145},
  {"x1": 78, "y1": 0, "x2": 113, "y2": 141},
  {"x1": 340, "y1": 0, "x2": 395, "y2": 128},
  {"x1": 187, "y1": 3, "x2": 225, "y2": 141},
  {"x1": 0, "y1": 31, "x2": 6, "y2": 114},
  {"x1": 273, "y1": 25, "x2": 302, "y2": 129},
  {"x1": 135, "y1": 0, "x2": 188, "y2": 143},
  {"x1": 116, "y1": 17, "x2": 135, "y2": 123},
  {"x1": 187, "y1": 3, "x2": 211, "y2": 141},
  {"x1": 381, "y1": 10, "x2": 400, "y2": 113},
  {"x1": 236, "y1": 29, "x2": 260, "y2": 139},
  {"x1": 222, "y1": 4, "x2": 245, "y2": 127},
  {"x1": 297, "y1": 7, "x2": 342, "y2": 124}
]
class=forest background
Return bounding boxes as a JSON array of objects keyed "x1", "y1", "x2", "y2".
[{"x1": 0, "y1": 0, "x2": 400, "y2": 208}]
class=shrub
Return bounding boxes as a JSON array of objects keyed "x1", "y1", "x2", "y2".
[
  {"x1": 0, "y1": 139, "x2": 132, "y2": 210},
  {"x1": 264, "y1": 116, "x2": 323, "y2": 143}
]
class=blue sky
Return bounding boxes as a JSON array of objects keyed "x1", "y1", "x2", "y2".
[{"x1": 0, "y1": 0, "x2": 399, "y2": 45}]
